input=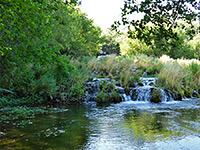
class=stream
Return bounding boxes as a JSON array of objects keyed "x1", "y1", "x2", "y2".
[{"x1": 1, "y1": 99, "x2": 200, "y2": 150}]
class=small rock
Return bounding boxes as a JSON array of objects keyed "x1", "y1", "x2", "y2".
[
  {"x1": 132, "y1": 69, "x2": 137, "y2": 72},
  {"x1": 143, "y1": 72, "x2": 148, "y2": 77}
]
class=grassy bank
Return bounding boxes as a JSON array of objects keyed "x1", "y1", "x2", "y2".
[
  {"x1": 1, "y1": 55, "x2": 200, "y2": 126},
  {"x1": 1, "y1": 55, "x2": 200, "y2": 107},
  {"x1": 87, "y1": 54, "x2": 200, "y2": 99}
]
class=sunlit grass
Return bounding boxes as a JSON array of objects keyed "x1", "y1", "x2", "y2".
[
  {"x1": 87, "y1": 54, "x2": 200, "y2": 98},
  {"x1": 158, "y1": 62, "x2": 186, "y2": 91},
  {"x1": 157, "y1": 56, "x2": 200, "y2": 96}
]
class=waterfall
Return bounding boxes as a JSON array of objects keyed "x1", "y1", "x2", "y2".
[
  {"x1": 84, "y1": 77, "x2": 174, "y2": 103},
  {"x1": 140, "y1": 77, "x2": 157, "y2": 86},
  {"x1": 129, "y1": 78, "x2": 173, "y2": 103},
  {"x1": 130, "y1": 86, "x2": 152, "y2": 102}
]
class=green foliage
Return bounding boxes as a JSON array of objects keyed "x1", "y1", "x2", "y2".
[
  {"x1": 119, "y1": 34, "x2": 153, "y2": 56},
  {"x1": 189, "y1": 34, "x2": 200, "y2": 59},
  {"x1": 0, "y1": 0, "x2": 103, "y2": 105},
  {"x1": 95, "y1": 91, "x2": 107, "y2": 103},
  {"x1": 54, "y1": 6, "x2": 102, "y2": 56},
  {"x1": 95, "y1": 88, "x2": 122, "y2": 104},
  {"x1": 99, "y1": 80, "x2": 115, "y2": 93},
  {"x1": 1, "y1": 0, "x2": 58, "y2": 65},
  {"x1": 101, "y1": 28, "x2": 121, "y2": 54},
  {"x1": 113, "y1": 0, "x2": 199, "y2": 58},
  {"x1": 94, "y1": 80, "x2": 122, "y2": 103}
]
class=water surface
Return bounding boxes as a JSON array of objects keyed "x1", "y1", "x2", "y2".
[{"x1": 1, "y1": 99, "x2": 200, "y2": 150}]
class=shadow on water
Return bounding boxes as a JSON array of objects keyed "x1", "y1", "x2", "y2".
[
  {"x1": 0, "y1": 105, "x2": 90, "y2": 150},
  {"x1": 1, "y1": 99, "x2": 200, "y2": 150}
]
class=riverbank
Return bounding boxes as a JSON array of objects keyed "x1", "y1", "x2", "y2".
[
  {"x1": 1, "y1": 55, "x2": 200, "y2": 107},
  {"x1": 86, "y1": 54, "x2": 200, "y2": 103}
]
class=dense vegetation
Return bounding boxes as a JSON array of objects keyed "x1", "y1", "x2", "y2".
[
  {"x1": 0, "y1": 0, "x2": 200, "y2": 108},
  {"x1": 0, "y1": 0, "x2": 103, "y2": 106},
  {"x1": 87, "y1": 54, "x2": 200, "y2": 100}
]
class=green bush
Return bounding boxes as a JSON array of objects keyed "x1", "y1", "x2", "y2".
[
  {"x1": 0, "y1": 0, "x2": 102, "y2": 106},
  {"x1": 95, "y1": 91, "x2": 107, "y2": 103}
]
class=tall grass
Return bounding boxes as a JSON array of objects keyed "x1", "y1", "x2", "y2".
[
  {"x1": 158, "y1": 56, "x2": 200, "y2": 97},
  {"x1": 87, "y1": 55, "x2": 139, "y2": 87},
  {"x1": 88, "y1": 54, "x2": 200, "y2": 98},
  {"x1": 158, "y1": 63, "x2": 186, "y2": 91}
]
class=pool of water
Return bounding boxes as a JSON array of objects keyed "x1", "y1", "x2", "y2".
[{"x1": 1, "y1": 99, "x2": 200, "y2": 150}]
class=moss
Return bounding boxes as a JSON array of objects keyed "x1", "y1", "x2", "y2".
[
  {"x1": 95, "y1": 91, "x2": 107, "y2": 103},
  {"x1": 109, "y1": 91, "x2": 122, "y2": 103},
  {"x1": 0, "y1": 138, "x2": 16, "y2": 147},
  {"x1": 150, "y1": 88, "x2": 162, "y2": 103},
  {"x1": 179, "y1": 90, "x2": 185, "y2": 99},
  {"x1": 95, "y1": 89, "x2": 122, "y2": 104},
  {"x1": 99, "y1": 80, "x2": 115, "y2": 93}
]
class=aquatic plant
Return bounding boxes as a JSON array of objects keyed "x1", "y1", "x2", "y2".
[{"x1": 0, "y1": 106, "x2": 68, "y2": 127}]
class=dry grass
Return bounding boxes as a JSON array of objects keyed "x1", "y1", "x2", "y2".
[
  {"x1": 87, "y1": 54, "x2": 200, "y2": 96},
  {"x1": 158, "y1": 56, "x2": 200, "y2": 96},
  {"x1": 158, "y1": 63, "x2": 186, "y2": 91}
]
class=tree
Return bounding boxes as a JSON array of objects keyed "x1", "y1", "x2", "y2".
[
  {"x1": 101, "y1": 28, "x2": 121, "y2": 55},
  {"x1": 0, "y1": 0, "x2": 102, "y2": 104},
  {"x1": 53, "y1": 6, "x2": 102, "y2": 56},
  {"x1": 113, "y1": 0, "x2": 200, "y2": 57}
]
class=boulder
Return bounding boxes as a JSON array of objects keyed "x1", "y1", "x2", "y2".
[{"x1": 150, "y1": 88, "x2": 162, "y2": 103}]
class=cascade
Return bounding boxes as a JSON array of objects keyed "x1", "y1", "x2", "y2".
[
  {"x1": 84, "y1": 77, "x2": 174, "y2": 103},
  {"x1": 129, "y1": 77, "x2": 173, "y2": 102}
]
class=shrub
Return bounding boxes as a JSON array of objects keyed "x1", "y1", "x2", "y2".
[{"x1": 95, "y1": 91, "x2": 107, "y2": 103}]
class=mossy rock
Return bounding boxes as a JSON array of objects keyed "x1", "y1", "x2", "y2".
[
  {"x1": 138, "y1": 80, "x2": 143, "y2": 86},
  {"x1": 124, "y1": 86, "x2": 130, "y2": 95},
  {"x1": 174, "y1": 93, "x2": 182, "y2": 101},
  {"x1": 99, "y1": 80, "x2": 115, "y2": 93},
  {"x1": 178, "y1": 90, "x2": 184, "y2": 99},
  {"x1": 150, "y1": 88, "x2": 162, "y2": 103},
  {"x1": 109, "y1": 91, "x2": 122, "y2": 103},
  {"x1": 184, "y1": 87, "x2": 193, "y2": 98},
  {"x1": 94, "y1": 90, "x2": 122, "y2": 104},
  {"x1": 95, "y1": 91, "x2": 108, "y2": 103},
  {"x1": 169, "y1": 89, "x2": 183, "y2": 101}
]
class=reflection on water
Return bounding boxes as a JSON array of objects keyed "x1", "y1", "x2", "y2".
[
  {"x1": 1, "y1": 100, "x2": 200, "y2": 150},
  {"x1": 0, "y1": 105, "x2": 90, "y2": 150}
]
